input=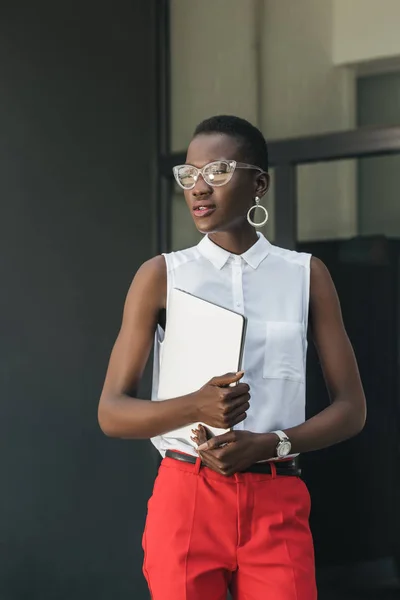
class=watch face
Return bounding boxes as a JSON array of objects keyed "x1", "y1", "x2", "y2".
[{"x1": 278, "y1": 441, "x2": 291, "y2": 457}]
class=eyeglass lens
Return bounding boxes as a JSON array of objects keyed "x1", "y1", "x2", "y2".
[{"x1": 177, "y1": 161, "x2": 233, "y2": 188}]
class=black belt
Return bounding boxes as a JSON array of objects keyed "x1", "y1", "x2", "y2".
[{"x1": 165, "y1": 450, "x2": 301, "y2": 477}]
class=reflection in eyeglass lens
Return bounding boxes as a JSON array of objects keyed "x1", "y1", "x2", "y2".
[{"x1": 177, "y1": 161, "x2": 233, "y2": 188}]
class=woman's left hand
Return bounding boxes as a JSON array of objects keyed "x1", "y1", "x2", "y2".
[{"x1": 191, "y1": 425, "x2": 277, "y2": 477}]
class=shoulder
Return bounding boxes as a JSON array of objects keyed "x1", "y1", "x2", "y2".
[
  {"x1": 133, "y1": 255, "x2": 166, "y2": 286},
  {"x1": 126, "y1": 255, "x2": 167, "y2": 308},
  {"x1": 309, "y1": 256, "x2": 339, "y2": 311},
  {"x1": 310, "y1": 256, "x2": 333, "y2": 291},
  {"x1": 163, "y1": 244, "x2": 201, "y2": 271},
  {"x1": 267, "y1": 242, "x2": 311, "y2": 269},
  {"x1": 135, "y1": 243, "x2": 201, "y2": 285}
]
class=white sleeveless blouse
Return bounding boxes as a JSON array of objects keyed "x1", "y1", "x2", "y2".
[{"x1": 151, "y1": 233, "x2": 311, "y2": 457}]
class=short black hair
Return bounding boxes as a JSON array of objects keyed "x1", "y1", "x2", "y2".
[{"x1": 193, "y1": 115, "x2": 269, "y2": 172}]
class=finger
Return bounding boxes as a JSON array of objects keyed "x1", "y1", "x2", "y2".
[
  {"x1": 199, "y1": 451, "x2": 226, "y2": 474},
  {"x1": 225, "y1": 383, "x2": 250, "y2": 400},
  {"x1": 202, "y1": 447, "x2": 238, "y2": 476},
  {"x1": 225, "y1": 403, "x2": 250, "y2": 427},
  {"x1": 192, "y1": 426, "x2": 208, "y2": 446},
  {"x1": 200, "y1": 452, "x2": 233, "y2": 477},
  {"x1": 228, "y1": 411, "x2": 247, "y2": 428},
  {"x1": 210, "y1": 371, "x2": 244, "y2": 388},
  {"x1": 197, "y1": 431, "x2": 236, "y2": 452},
  {"x1": 223, "y1": 393, "x2": 250, "y2": 413},
  {"x1": 217, "y1": 399, "x2": 249, "y2": 429},
  {"x1": 197, "y1": 432, "x2": 208, "y2": 445},
  {"x1": 199, "y1": 424, "x2": 213, "y2": 440},
  {"x1": 197, "y1": 425, "x2": 210, "y2": 444}
]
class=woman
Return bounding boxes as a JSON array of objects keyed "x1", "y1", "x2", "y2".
[{"x1": 98, "y1": 115, "x2": 366, "y2": 600}]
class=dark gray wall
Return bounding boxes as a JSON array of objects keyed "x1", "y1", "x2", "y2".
[{"x1": 0, "y1": 2, "x2": 156, "y2": 598}]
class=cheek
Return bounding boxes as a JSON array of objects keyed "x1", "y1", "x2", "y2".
[
  {"x1": 219, "y1": 187, "x2": 252, "y2": 214},
  {"x1": 183, "y1": 191, "x2": 192, "y2": 208},
  {"x1": 226, "y1": 175, "x2": 254, "y2": 204}
]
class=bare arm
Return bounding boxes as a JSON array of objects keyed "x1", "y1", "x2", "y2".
[
  {"x1": 282, "y1": 256, "x2": 366, "y2": 452},
  {"x1": 98, "y1": 256, "x2": 196, "y2": 438},
  {"x1": 98, "y1": 256, "x2": 250, "y2": 439}
]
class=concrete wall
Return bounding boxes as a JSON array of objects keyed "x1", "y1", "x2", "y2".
[
  {"x1": 170, "y1": 0, "x2": 261, "y2": 152},
  {"x1": 0, "y1": 2, "x2": 157, "y2": 598},
  {"x1": 333, "y1": 0, "x2": 400, "y2": 67}
]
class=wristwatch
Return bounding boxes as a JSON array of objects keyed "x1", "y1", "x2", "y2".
[{"x1": 272, "y1": 430, "x2": 292, "y2": 458}]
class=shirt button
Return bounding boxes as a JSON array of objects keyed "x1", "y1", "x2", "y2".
[{"x1": 236, "y1": 302, "x2": 241, "y2": 307}]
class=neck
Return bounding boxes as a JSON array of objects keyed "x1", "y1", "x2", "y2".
[{"x1": 208, "y1": 225, "x2": 259, "y2": 255}]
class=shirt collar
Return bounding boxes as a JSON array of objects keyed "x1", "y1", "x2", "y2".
[{"x1": 197, "y1": 232, "x2": 270, "y2": 270}]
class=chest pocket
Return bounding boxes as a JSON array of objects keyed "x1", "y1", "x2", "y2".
[{"x1": 263, "y1": 321, "x2": 305, "y2": 383}]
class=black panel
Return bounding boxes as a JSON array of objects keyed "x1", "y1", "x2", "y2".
[
  {"x1": 298, "y1": 237, "x2": 400, "y2": 570},
  {"x1": 0, "y1": 2, "x2": 157, "y2": 598}
]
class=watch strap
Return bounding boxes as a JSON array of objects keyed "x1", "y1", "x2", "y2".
[{"x1": 272, "y1": 429, "x2": 289, "y2": 442}]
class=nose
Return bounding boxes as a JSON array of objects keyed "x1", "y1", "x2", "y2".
[{"x1": 191, "y1": 173, "x2": 213, "y2": 196}]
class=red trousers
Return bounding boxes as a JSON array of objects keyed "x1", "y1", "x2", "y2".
[{"x1": 142, "y1": 456, "x2": 317, "y2": 600}]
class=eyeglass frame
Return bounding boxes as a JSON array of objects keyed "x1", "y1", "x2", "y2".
[{"x1": 172, "y1": 160, "x2": 265, "y2": 190}]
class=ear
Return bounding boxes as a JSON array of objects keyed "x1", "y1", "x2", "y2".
[{"x1": 255, "y1": 172, "x2": 270, "y2": 198}]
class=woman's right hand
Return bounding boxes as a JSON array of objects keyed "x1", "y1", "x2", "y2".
[{"x1": 190, "y1": 371, "x2": 250, "y2": 429}]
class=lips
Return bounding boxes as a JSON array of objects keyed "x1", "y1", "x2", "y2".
[{"x1": 192, "y1": 202, "x2": 216, "y2": 218}]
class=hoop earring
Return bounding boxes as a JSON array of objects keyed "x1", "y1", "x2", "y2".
[{"x1": 247, "y1": 196, "x2": 268, "y2": 228}]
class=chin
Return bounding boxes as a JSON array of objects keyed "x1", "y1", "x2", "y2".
[
  {"x1": 193, "y1": 216, "x2": 221, "y2": 234},
  {"x1": 194, "y1": 215, "x2": 246, "y2": 235}
]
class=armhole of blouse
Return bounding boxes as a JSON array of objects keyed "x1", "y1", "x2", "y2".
[
  {"x1": 304, "y1": 253, "x2": 312, "y2": 335},
  {"x1": 161, "y1": 252, "x2": 172, "y2": 312}
]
